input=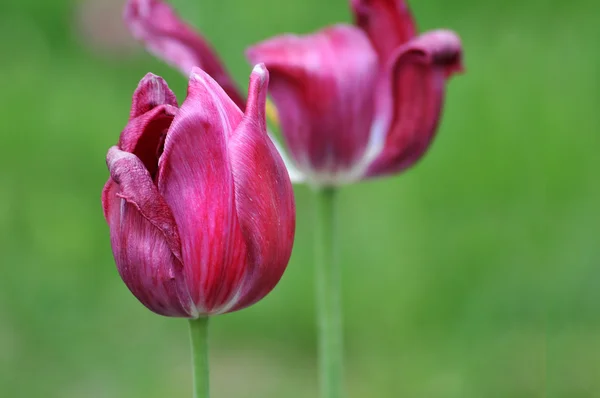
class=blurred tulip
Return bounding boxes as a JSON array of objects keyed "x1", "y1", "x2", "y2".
[
  {"x1": 102, "y1": 64, "x2": 295, "y2": 318},
  {"x1": 248, "y1": 1, "x2": 464, "y2": 184},
  {"x1": 124, "y1": 0, "x2": 463, "y2": 186}
]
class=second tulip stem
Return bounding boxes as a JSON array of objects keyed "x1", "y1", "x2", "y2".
[
  {"x1": 314, "y1": 187, "x2": 344, "y2": 398},
  {"x1": 188, "y1": 317, "x2": 210, "y2": 398}
]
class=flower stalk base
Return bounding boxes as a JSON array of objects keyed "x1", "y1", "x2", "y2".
[
  {"x1": 314, "y1": 187, "x2": 344, "y2": 398},
  {"x1": 189, "y1": 317, "x2": 210, "y2": 398}
]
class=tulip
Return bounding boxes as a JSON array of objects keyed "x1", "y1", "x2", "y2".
[
  {"x1": 122, "y1": 2, "x2": 464, "y2": 397},
  {"x1": 248, "y1": 10, "x2": 463, "y2": 185},
  {"x1": 124, "y1": 0, "x2": 463, "y2": 187},
  {"x1": 101, "y1": 64, "x2": 295, "y2": 318}
]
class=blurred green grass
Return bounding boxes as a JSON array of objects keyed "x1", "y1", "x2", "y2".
[{"x1": 0, "y1": 0, "x2": 599, "y2": 397}]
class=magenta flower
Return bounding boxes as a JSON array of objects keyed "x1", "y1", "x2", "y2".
[
  {"x1": 124, "y1": 0, "x2": 463, "y2": 185},
  {"x1": 101, "y1": 64, "x2": 295, "y2": 317}
]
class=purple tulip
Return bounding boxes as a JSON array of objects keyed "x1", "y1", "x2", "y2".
[
  {"x1": 102, "y1": 65, "x2": 295, "y2": 317},
  {"x1": 124, "y1": 0, "x2": 463, "y2": 185}
]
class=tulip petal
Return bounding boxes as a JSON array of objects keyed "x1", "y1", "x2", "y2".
[
  {"x1": 129, "y1": 72, "x2": 178, "y2": 119},
  {"x1": 222, "y1": 64, "x2": 295, "y2": 313},
  {"x1": 103, "y1": 147, "x2": 194, "y2": 317},
  {"x1": 247, "y1": 25, "x2": 378, "y2": 180},
  {"x1": 366, "y1": 30, "x2": 463, "y2": 177},
  {"x1": 118, "y1": 104, "x2": 177, "y2": 179},
  {"x1": 124, "y1": 0, "x2": 245, "y2": 109},
  {"x1": 157, "y1": 67, "x2": 247, "y2": 314},
  {"x1": 351, "y1": 0, "x2": 417, "y2": 62}
]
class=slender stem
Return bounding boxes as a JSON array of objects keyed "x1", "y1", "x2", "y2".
[
  {"x1": 188, "y1": 317, "x2": 210, "y2": 398},
  {"x1": 314, "y1": 187, "x2": 343, "y2": 398}
]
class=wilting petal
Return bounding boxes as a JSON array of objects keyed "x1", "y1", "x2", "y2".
[
  {"x1": 224, "y1": 64, "x2": 295, "y2": 313},
  {"x1": 157, "y1": 67, "x2": 247, "y2": 315},
  {"x1": 351, "y1": 0, "x2": 417, "y2": 62},
  {"x1": 118, "y1": 104, "x2": 177, "y2": 178},
  {"x1": 247, "y1": 25, "x2": 378, "y2": 179},
  {"x1": 103, "y1": 147, "x2": 193, "y2": 317},
  {"x1": 130, "y1": 72, "x2": 178, "y2": 119},
  {"x1": 124, "y1": 0, "x2": 245, "y2": 109},
  {"x1": 366, "y1": 30, "x2": 463, "y2": 177}
]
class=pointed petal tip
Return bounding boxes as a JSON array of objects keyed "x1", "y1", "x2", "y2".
[
  {"x1": 187, "y1": 67, "x2": 237, "y2": 105},
  {"x1": 140, "y1": 71, "x2": 159, "y2": 80},
  {"x1": 189, "y1": 66, "x2": 212, "y2": 84},
  {"x1": 188, "y1": 67, "x2": 219, "y2": 92},
  {"x1": 251, "y1": 63, "x2": 269, "y2": 82},
  {"x1": 235, "y1": 65, "x2": 270, "y2": 139},
  {"x1": 130, "y1": 72, "x2": 178, "y2": 118},
  {"x1": 249, "y1": 63, "x2": 269, "y2": 95},
  {"x1": 188, "y1": 65, "x2": 202, "y2": 78}
]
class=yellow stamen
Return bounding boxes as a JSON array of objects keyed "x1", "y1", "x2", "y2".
[{"x1": 266, "y1": 98, "x2": 280, "y2": 128}]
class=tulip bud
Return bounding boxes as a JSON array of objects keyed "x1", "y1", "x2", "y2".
[{"x1": 102, "y1": 65, "x2": 295, "y2": 317}]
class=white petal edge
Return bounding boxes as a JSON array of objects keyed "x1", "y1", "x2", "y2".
[{"x1": 267, "y1": 132, "x2": 305, "y2": 184}]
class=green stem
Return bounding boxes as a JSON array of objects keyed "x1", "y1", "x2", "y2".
[
  {"x1": 314, "y1": 187, "x2": 344, "y2": 398},
  {"x1": 188, "y1": 317, "x2": 210, "y2": 398}
]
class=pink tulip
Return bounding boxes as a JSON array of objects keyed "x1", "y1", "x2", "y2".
[
  {"x1": 124, "y1": 0, "x2": 463, "y2": 185},
  {"x1": 101, "y1": 64, "x2": 295, "y2": 317}
]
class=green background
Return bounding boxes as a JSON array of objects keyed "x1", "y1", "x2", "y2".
[{"x1": 1, "y1": 0, "x2": 598, "y2": 396}]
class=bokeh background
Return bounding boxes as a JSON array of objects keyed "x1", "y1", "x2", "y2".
[{"x1": 1, "y1": 0, "x2": 599, "y2": 396}]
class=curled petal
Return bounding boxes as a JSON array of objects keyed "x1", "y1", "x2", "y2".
[
  {"x1": 247, "y1": 25, "x2": 378, "y2": 179},
  {"x1": 157, "y1": 67, "x2": 246, "y2": 315},
  {"x1": 118, "y1": 104, "x2": 177, "y2": 178},
  {"x1": 225, "y1": 64, "x2": 295, "y2": 313},
  {"x1": 366, "y1": 30, "x2": 464, "y2": 177},
  {"x1": 103, "y1": 147, "x2": 193, "y2": 317},
  {"x1": 130, "y1": 72, "x2": 178, "y2": 119},
  {"x1": 351, "y1": 0, "x2": 417, "y2": 62},
  {"x1": 124, "y1": 0, "x2": 245, "y2": 109},
  {"x1": 107, "y1": 147, "x2": 182, "y2": 261}
]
